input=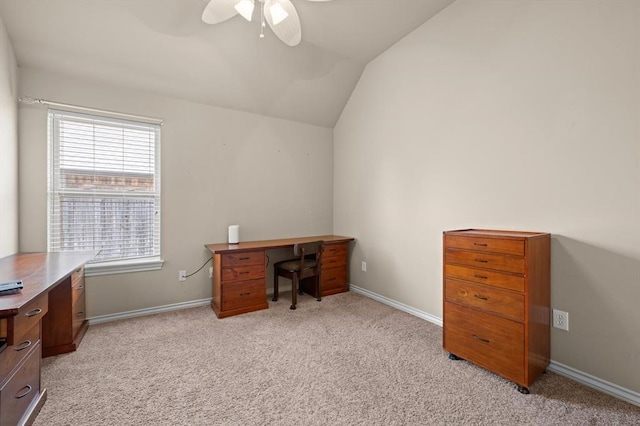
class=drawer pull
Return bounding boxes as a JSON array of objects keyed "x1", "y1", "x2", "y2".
[
  {"x1": 239, "y1": 292, "x2": 251, "y2": 296},
  {"x1": 474, "y1": 294, "x2": 488, "y2": 301},
  {"x1": 239, "y1": 271, "x2": 250, "y2": 275},
  {"x1": 325, "y1": 260, "x2": 337, "y2": 264},
  {"x1": 472, "y1": 334, "x2": 490, "y2": 344},
  {"x1": 474, "y1": 243, "x2": 488, "y2": 247},
  {"x1": 76, "y1": 311, "x2": 85, "y2": 317},
  {"x1": 25, "y1": 308, "x2": 43, "y2": 317},
  {"x1": 76, "y1": 285, "x2": 84, "y2": 290},
  {"x1": 326, "y1": 277, "x2": 337, "y2": 282},
  {"x1": 15, "y1": 340, "x2": 32, "y2": 352},
  {"x1": 239, "y1": 257, "x2": 250, "y2": 260},
  {"x1": 473, "y1": 274, "x2": 488, "y2": 279},
  {"x1": 474, "y1": 259, "x2": 488, "y2": 263},
  {"x1": 15, "y1": 385, "x2": 33, "y2": 399}
]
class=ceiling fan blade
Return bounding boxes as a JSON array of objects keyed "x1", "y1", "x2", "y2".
[
  {"x1": 202, "y1": 0, "x2": 240, "y2": 24},
  {"x1": 264, "y1": 0, "x2": 301, "y2": 47}
]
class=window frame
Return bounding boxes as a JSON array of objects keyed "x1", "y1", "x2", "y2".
[{"x1": 47, "y1": 108, "x2": 163, "y2": 276}]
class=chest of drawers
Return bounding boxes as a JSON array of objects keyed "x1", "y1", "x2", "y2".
[
  {"x1": 212, "y1": 251, "x2": 268, "y2": 318},
  {"x1": 443, "y1": 229, "x2": 550, "y2": 393}
]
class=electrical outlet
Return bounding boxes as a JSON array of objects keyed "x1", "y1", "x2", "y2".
[
  {"x1": 178, "y1": 270, "x2": 187, "y2": 282},
  {"x1": 553, "y1": 309, "x2": 569, "y2": 331},
  {"x1": 361, "y1": 261, "x2": 367, "y2": 272},
  {"x1": 209, "y1": 266, "x2": 213, "y2": 279}
]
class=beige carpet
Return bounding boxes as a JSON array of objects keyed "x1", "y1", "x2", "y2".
[{"x1": 34, "y1": 292, "x2": 640, "y2": 425}]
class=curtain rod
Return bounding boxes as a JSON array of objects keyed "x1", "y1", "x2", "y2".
[{"x1": 18, "y1": 96, "x2": 164, "y2": 126}]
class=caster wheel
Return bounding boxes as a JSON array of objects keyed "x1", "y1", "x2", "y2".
[
  {"x1": 448, "y1": 353, "x2": 461, "y2": 361},
  {"x1": 517, "y1": 385, "x2": 530, "y2": 394}
]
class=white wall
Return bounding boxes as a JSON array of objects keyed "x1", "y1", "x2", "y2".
[
  {"x1": 0, "y1": 14, "x2": 18, "y2": 258},
  {"x1": 334, "y1": 0, "x2": 640, "y2": 394},
  {"x1": 19, "y1": 67, "x2": 334, "y2": 317}
]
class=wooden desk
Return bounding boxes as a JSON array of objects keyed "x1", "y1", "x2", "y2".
[
  {"x1": 0, "y1": 252, "x2": 94, "y2": 426},
  {"x1": 205, "y1": 235, "x2": 354, "y2": 318}
]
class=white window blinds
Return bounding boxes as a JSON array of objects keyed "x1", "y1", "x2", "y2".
[{"x1": 48, "y1": 109, "x2": 161, "y2": 263}]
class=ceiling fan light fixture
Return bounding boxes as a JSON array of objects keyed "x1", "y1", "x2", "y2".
[
  {"x1": 234, "y1": 0, "x2": 255, "y2": 21},
  {"x1": 269, "y1": 3, "x2": 289, "y2": 25},
  {"x1": 203, "y1": 0, "x2": 320, "y2": 47}
]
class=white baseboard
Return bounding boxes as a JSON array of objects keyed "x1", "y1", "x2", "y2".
[
  {"x1": 349, "y1": 284, "x2": 640, "y2": 408},
  {"x1": 88, "y1": 298, "x2": 212, "y2": 325},
  {"x1": 547, "y1": 361, "x2": 640, "y2": 407},
  {"x1": 349, "y1": 284, "x2": 443, "y2": 327}
]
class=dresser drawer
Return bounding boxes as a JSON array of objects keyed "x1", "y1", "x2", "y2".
[
  {"x1": 445, "y1": 250, "x2": 524, "y2": 274},
  {"x1": 0, "y1": 323, "x2": 39, "y2": 380},
  {"x1": 444, "y1": 235, "x2": 524, "y2": 256},
  {"x1": 0, "y1": 342, "x2": 41, "y2": 426},
  {"x1": 444, "y1": 264, "x2": 524, "y2": 292},
  {"x1": 222, "y1": 264, "x2": 265, "y2": 282},
  {"x1": 222, "y1": 279, "x2": 266, "y2": 311},
  {"x1": 221, "y1": 252, "x2": 264, "y2": 268},
  {"x1": 12, "y1": 293, "x2": 48, "y2": 345},
  {"x1": 444, "y1": 302, "x2": 524, "y2": 384},
  {"x1": 323, "y1": 243, "x2": 347, "y2": 259},
  {"x1": 445, "y1": 279, "x2": 524, "y2": 322}
]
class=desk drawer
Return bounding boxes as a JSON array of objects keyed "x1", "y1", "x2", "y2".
[
  {"x1": 0, "y1": 323, "x2": 39, "y2": 381},
  {"x1": 323, "y1": 243, "x2": 347, "y2": 259},
  {"x1": 221, "y1": 252, "x2": 264, "y2": 268},
  {"x1": 222, "y1": 279, "x2": 266, "y2": 311},
  {"x1": 445, "y1": 279, "x2": 524, "y2": 322},
  {"x1": 12, "y1": 293, "x2": 48, "y2": 345},
  {"x1": 0, "y1": 342, "x2": 41, "y2": 426},
  {"x1": 71, "y1": 267, "x2": 84, "y2": 289},
  {"x1": 321, "y1": 267, "x2": 347, "y2": 292},
  {"x1": 72, "y1": 290, "x2": 87, "y2": 339},
  {"x1": 445, "y1": 250, "x2": 524, "y2": 275},
  {"x1": 444, "y1": 264, "x2": 524, "y2": 292},
  {"x1": 222, "y1": 265, "x2": 265, "y2": 282},
  {"x1": 321, "y1": 255, "x2": 346, "y2": 270},
  {"x1": 444, "y1": 302, "x2": 524, "y2": 384}
]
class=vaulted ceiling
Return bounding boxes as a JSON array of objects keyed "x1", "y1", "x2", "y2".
[{"x1": 0, "y1": 0, "x2": 453, "y2": 127}]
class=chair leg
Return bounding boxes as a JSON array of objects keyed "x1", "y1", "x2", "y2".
[
  {"x1": 316, "y1": 273, "x2": 322, "y2": 302},
  {"x1": 290, "y1": 274, "x2": 298, "y2": 310},
  {"x1": 272, "y1": 270, "x2": 279, "y2": 302}
]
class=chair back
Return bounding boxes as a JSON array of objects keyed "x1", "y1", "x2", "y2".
[{"x1": 293, "y1": 241, "x2": 323, "y2": 259}]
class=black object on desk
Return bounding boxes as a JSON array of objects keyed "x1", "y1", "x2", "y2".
[{"x1": 0, "y1": 279, "x2": 23, "y2": 295}]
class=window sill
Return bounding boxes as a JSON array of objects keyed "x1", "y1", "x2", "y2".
[{"x1": 85, "y1": 257, "x2": 164, "y2": 277}]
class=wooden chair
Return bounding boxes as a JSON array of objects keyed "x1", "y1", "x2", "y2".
[{"x1": 272, "y1": 241, "x2": 323, "y2": 310}]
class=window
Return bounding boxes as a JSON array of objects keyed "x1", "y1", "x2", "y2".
[{"x1": 48, "y1": 109, "x2": 162, "y2": 275}]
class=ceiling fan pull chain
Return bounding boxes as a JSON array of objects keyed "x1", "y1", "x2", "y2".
[{"x1": 260, "y1": 0, "x2": 265, "y2": 39}]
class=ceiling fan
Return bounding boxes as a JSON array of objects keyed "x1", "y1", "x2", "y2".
[{"x1": 201, "y1": 0, "x2": 331, "y2": 47}]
